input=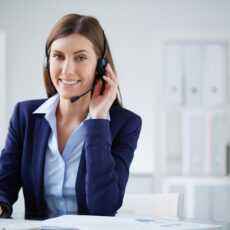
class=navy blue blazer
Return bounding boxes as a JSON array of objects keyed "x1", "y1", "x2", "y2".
[{"x1": 0, "y1": 99, "x2": 142, "y2": 220}]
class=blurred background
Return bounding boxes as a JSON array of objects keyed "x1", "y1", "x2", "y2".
[{"x1": 0, "y1": 0, "x2": 230, "y2": 222}]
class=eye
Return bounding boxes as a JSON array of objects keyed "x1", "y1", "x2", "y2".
[
  {"x1": 53, "y1": 54, "x2": 64, "y2": 60},
  {"x1": 76, "y1": 56, "x2": 87, "y2": 61}
]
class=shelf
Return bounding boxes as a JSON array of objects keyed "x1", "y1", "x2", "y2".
[
  {"x1": 163, "y1": 105, "x2": 229, "y2": 113},
  {"x1": 163, "y1": 176, "x2": 230, "y2": 184}
]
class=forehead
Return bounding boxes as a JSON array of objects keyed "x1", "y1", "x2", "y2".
[{"x1": 50, "y1": 33, "x2": 95, "y2": 53}]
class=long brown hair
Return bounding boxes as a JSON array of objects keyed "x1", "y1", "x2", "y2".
[{"x1": 43, "y1": 13, "x2": 122, "y2": 107}]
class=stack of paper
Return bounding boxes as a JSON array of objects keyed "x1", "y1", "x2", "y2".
[
  {"x1": 0, "y1": 218, "x2": 41, "y2": 230},
  {"x1": 41, "y1": 215, "x2": 221, "y2": 230}
]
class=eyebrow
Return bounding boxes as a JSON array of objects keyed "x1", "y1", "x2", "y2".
[{"x1": 52, "y1": 49, "x2": 88, "y2": 54}]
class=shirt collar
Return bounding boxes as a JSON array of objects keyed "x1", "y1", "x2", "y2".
[
  {"x1": 33, "y1": 94, "x2": 59, "y2": 120},
  {"x1": 33, "y1": 94, "x2": 110, "y2": 121}
]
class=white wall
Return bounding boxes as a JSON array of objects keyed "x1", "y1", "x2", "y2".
[
  {"x1": 0, "y1": 32, "x2": 6, "y2": 150},
  {"x1": 1, "y1": 0, "x2": 230, "y2": 191}
]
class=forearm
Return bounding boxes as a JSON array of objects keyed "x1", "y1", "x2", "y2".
[
  {"x1": 83, "y1": 112, "x2": 142, "y2": 215},
  {"x1": 84, "y1": 119, "x2": 126, "y2": 215},
  {"x1": 85, "y1": 144, "x2": 122, "y2": 215}
]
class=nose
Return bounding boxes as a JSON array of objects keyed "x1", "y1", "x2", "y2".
[{"x1": 61, "y1": 58, "x2": 75, "y2": 76}]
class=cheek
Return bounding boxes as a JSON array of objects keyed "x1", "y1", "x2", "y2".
[
  {"x1": 50, "y1": 63, "x2": 61, "y2": 83},
  {"x1": 82, "y1": 62, "x2": 97, "y2": 82},
  {"x1": 50, "y1": 62, "x2": 60, "y2": 75}
]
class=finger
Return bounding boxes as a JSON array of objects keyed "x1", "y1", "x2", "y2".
[
  {"x1": 92, "y1": 79, "x2": 103, "y2": 97},
  {"x1": 106, "y1": 64, "x2": 118, "y2": 83},
  {"x1": 103, "y1": 75, "x2": 117, "y2": 88},
  {"x1": 102, "y1": 76, "x2": 118, "y2": 96}
]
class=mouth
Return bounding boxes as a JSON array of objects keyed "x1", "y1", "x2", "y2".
[{"x1": 60, "y1": 79, "x2": 80, "y2": 87}]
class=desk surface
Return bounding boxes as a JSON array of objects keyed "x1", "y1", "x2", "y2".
[
  {"x1": 181, "y1": 218, "x2": 230, "y2": 230},
  {"x1": 1, "y1": 216, "x2": 229, "y2": 230}
]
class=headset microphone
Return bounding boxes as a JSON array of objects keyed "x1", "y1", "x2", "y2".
[
  {"x1": 70, "y1": 85, "x2": 95, "y2": 103},
  {"x1": 69, "y1": 74, "x2": 103, "y2": 103}
]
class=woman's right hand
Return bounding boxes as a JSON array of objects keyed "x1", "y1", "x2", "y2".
[{"x1": 0, "y1": 205, "x2": 2, "y2": 216}]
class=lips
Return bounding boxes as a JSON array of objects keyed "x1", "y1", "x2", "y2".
[{"x1": 60, "y1": 79, "x2": 80, "y2": 87}]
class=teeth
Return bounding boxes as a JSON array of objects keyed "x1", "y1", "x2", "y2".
[{"x1": 62, "y1": 79, "x2": 78, "y2": 85}]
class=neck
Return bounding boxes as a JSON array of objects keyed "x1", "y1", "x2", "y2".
[{"x1": 56, "y1": 94, "x2": 91, "y2": 124}]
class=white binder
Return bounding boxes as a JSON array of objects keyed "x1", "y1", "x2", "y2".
[
  {"x1": 183, "y1": 43, "x2": 203, "y2": 105},
  {"x1": 165, "y1": 43, "x2": 183, "y2": 105},
  {"x1": 202, "y1": 43, "x2": 227, "y2": 106},
  {"x1": 183, "y1": 111, "x2": 211, "y2": 176},
  {"x1": 210, "y1": 113, "x2": 227, "y2": 176},
  {"x1": 165, "y1": 111, "x2": 182, "y2": 175}
]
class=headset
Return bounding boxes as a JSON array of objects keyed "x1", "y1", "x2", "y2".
[{"x1": 44, "y1": 30, "x2": 107, "y2": 103}]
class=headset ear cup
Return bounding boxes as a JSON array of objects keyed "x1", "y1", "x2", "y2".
[
  {"x1": 96, "y1": 59, "x2": 102, "y2": 74},
  {"x1": 96, "y1": 58, "x2": 107, "y2": 76},
  {"x1": 44, "y1": 56, "x2": 49, "y2": 71}
]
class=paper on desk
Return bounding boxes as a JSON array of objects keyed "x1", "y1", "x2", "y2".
[
  {"x1": 0, "y1": 218, "x2": 41, "y2": 230},
  {"x1": 135, "y1": 217, "x2": 221, "y2": 230},
  {"x1": 41, "y1": 215, "x2": 221, "y2": 230},
  {"x1": 41, "y1": 215, "x2": 152, "y2": 230}
]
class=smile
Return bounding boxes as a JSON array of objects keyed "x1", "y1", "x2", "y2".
[{"x1": 60, "y1": 79, "x2": 80, "y2": 87}]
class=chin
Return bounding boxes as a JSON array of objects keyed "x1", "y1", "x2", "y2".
[{"x1": 58, "y1": 92, "x2": 75, "y2": 100}]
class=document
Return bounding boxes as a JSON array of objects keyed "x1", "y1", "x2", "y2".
[
  {"x1": 0, "y1": 218, "x2": 41, "y2": 230},
  {"x1": 41, "y1": 215, "x2": 221, "y2": 230}
]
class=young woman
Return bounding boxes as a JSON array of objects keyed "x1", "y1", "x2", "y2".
[{"x1": 0, "y1": 13, "x2": 142, "y2": 219}]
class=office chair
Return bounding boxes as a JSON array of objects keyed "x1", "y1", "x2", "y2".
[{"x1": 117, "y1": 193, "x2": 183, "y2": 219}]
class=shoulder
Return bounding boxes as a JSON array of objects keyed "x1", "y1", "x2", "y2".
[
  {"x1": 109, "y1": 105, "x2": 142, "y2": 130},
  {"x1": 8, "y1": 99, "x2": 48, "y2": 136},
  {"x1": 12, "y1": 98, "x2": 47, "y2": 118},
  {"x1": 17, "y1": 98, "x2": 46, "y2": 111},
  {"x1": 110, "y1": 104, "x2": 141, "y2": 121}
]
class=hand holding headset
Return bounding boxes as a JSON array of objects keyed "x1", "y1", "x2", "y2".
[{"x1": 44, "y1": 31, "x2": 107, "y2": 103}]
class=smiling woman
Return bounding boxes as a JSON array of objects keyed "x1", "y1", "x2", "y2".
[{"x1": 0, "y1": 13, "x2": 142, "y2": 220}]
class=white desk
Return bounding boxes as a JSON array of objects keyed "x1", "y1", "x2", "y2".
[{"x1": 0, "y1": 215, "x2": 227, "y2": 230}]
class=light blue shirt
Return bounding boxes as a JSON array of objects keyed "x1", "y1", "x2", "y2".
[{"x1": 33, "y1": 94, "x2": 90, "y2": 218}]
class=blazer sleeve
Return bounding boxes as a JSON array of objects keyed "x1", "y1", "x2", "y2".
[
  {"x1": 83, "y1": 113, "x2": 142, "y2": 216},
  {"x1": 0, "y1": 103, "x2": 22, "y2": 215}
]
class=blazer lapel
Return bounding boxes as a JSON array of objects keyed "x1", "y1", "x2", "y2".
[
  {"x1": 75, "y1": 147, "x2": 88, "y2": 214},
  {"x1": 32, "y1": 115, "x2": 50, "y2": 214}
]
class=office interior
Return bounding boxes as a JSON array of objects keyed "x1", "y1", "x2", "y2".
[{"x1": 0, "y1": 0, "x2": 230, "y2": 223}]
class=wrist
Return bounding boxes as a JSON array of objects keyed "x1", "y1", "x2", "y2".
[
  {"x1": 0, "y1": 202, "x2": 5, "y2": 217},
  {"x1": 0, "y1": 204, "x2": 3, "y2": 216},
  {"x1": 91, "y1": 112, "x2": 107, "y2": 119},
  {"x1": 0, "y1": 202, "x2": 11, "y2": 218}
]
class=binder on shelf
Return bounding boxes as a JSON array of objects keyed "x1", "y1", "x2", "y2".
[
  {"x1": 183, "y1": 111, "x2": 227, "y2": 176},
  {"x1": 226, "y1": 144, "x2": 230, "y2": 175},
  {"x1": 183, "y1": 112, "x2": 211, "y2": 176},
  {"x1": 202, "y1": 43, "x2": 227, "y2": 106},
  {"x1": 210, "y1": 114, "x2": 227, "y2": 176},
  {"x1": 165, "y1": 43, "x2": 183, "y2": 105},
  {"x1": 183, "y1": 43, "x2": 203, "y2": 105},
  {"x1": 165, "y1": 111, "x2": 182, "y2": 175}
]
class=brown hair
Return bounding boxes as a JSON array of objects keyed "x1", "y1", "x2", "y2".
[{"x1": 43, "y1": 13, "x2": 122, "y2": 107}]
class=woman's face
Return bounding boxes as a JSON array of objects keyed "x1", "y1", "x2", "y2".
[{"x1": 49, "y1": 33, "x2": 98, "y2": 100}]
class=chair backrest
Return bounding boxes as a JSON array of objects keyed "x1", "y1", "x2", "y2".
[{"x1": 117, "y1": 193, "x2": 183, "y2": 219}]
